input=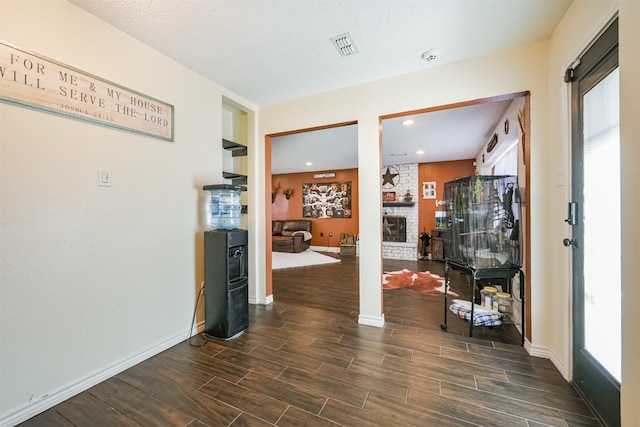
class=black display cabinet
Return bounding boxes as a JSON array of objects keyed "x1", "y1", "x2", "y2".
[
  {"x1": 203, "y1": 229, "x2": 249, "y2": 340},
  {"x1": 439, "y1": 175, "x2": 525, "y2": 344}
]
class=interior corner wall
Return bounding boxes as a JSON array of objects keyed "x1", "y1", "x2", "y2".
[
  {"x1": 271, "y1": 169, "x2": 359, "y2": 248},
  {"x1": 0, "y1": 0, "x2": 256, "y2": 422}
]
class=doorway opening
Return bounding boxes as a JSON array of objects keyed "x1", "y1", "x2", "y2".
[
  {"x1": 380, "y1": 91, "x2": 531, "y2": 343},
  {"x1": 265, "y1": 121, "x2": 359, "y2": 300}
]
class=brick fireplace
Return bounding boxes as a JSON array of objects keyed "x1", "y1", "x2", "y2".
[
  {"x1": 381, "y1": 163, "x2": 418, "y2": 260},
  {"x1": 383, "y1": 216, "x2": 406, "y2": 242}
]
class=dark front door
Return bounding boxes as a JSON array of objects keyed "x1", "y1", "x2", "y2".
[{"x1": 568, "y1": 18, "x2": 620, "y2": 426}]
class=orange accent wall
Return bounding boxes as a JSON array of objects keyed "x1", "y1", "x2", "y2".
[
  {"x1": 272, "y1": 162, "x2": 471, "y2": 250},
  {"x1": 271, "y1": 169, "x2": 359, "y2": 248},
  {"x1": 418, "y1": 159, "x2": 476, "y2": 239}
]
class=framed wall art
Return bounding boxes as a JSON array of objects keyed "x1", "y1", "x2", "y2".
[
  {"x1": 423, "y1": 181, "x2": 436, "y2": 199},
  {"x1": 302, "y1": 181, "x2": 352, "y2": 218}
]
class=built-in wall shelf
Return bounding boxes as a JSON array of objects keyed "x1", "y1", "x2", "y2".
[
  {"x1": 222, "y1": 98, "x2": 249, "y2": 225},
  {"x1": 383, "y1": 202, "x2": 415, "y2": 207},
  {"x1": 222, "y1": 138, "x2": 247, "y2": 157},
  {"x1": 223, "y1": 171, "x2": 248, "y2": 186}
]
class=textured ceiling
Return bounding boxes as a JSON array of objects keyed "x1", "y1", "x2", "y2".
[
  {"x1": 69, "y1": 0, "x2": 571, "y2": 106},
  {"x1": 68, "y1": 0, "x2": 571, "y2": 173},
  {"x1": 272, "y1": 99, "x2": 512, "y2": 174}
]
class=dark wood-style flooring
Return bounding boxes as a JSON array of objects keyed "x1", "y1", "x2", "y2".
[{"x1": 20, "y1": 255, "x2": 601, "y2": 426}]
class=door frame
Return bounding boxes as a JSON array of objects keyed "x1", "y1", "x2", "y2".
[
  {"x1": 568, "y1": 16, "x2": 620, "y2": 427},
  {"x1": 264, "y1": 121, "x2": 358, "y2": 298},
  {"x1": 379, "y1": 92, "x2": 532, "y2": 342}
]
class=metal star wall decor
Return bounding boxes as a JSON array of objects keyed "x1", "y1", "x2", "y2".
[
  {"x1": 382, "y1": 166, "x2": 400, "y2": 188},
  {"x1": 383, "y1": 216, "x2": 395, "y2": 235}
]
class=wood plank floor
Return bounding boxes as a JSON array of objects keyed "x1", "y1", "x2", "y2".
[{"x1": 20, "y1": 255, "x2": 601, "y2": 427}]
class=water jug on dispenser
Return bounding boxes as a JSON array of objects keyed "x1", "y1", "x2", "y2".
[{"x1": 203, "y1": 184, "x2": 246, "y2": 230}]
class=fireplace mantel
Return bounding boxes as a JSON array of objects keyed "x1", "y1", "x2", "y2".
[{"x1": 382, "y1": 202, "x2": 415, "y2": 207}]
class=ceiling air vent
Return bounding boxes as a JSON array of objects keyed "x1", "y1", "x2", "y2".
[{"x1": 331, "y1": 33, "x2": 359, "y2": 56}]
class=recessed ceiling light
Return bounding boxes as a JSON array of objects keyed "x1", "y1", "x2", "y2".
[
  {"x1": 416, "y1": 150, "x2": 425, "y2": 155},
  {"x1": 306, "y1": 162, "x2": 312, "y2": 166},
  {"x1": 402, "y1": 119, "x2": 414, "y2": 126}
]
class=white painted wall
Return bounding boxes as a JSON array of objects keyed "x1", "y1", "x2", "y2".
[
  {"x1": 475, "y1": 97, "x2": 524, "y2": 174},
  {"x1": 544, "y1": 0, "x2": 619, "y2": 380},
  {"x1": 0, "y1": 0, "x2": 256, "y2": 423},
  {"x1": 259, "y1": 1, "x2": 640, "y2": 423},
  {"x1": 259, "y1": 40, "x2": 551, "y2": 330},
  {"x1": 546, "y1": 1, "x2": 640, "y2": 422},
  {"x1": 2, "y1": 0, "x2": 638, "y2": 425},
  {"x1": 619, "y1": 1, "x2": 640, "y2": 423}
]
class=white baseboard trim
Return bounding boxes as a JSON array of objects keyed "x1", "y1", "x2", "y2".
[
  {"x1": 358, "y1": 313, "x2": 385, "y2": 327},
  {"x1": 309, "y1": 245, "x2": 339, "y2": 253},
  {"x1": 250, "y1": 294, "x2": 273, "y2": 305},
  {"x1": 0, "y1": 328, "x2": 194, "y2": 427},
  {"x1": 525, "y1": 341, "x2": 570, "y2": 381}
]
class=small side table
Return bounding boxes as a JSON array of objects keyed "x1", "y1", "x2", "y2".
[
  {"x1": 430, "y1": 229, "x2": 448, "y2": 261},
  {"x1": 340, "y1": 233, "x2": 356, "y2": 256},
  {"x1": 440, "y1": 260, "x2": 525, "y2": 345}
]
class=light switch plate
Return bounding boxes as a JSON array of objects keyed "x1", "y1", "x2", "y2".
[{"x1": 98, "y1": 168, "x2": 111, "y2": 187}]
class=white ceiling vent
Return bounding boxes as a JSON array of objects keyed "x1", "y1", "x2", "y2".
[{"x1": 331, "y1": 33, "x2": 359, "y2": 56}]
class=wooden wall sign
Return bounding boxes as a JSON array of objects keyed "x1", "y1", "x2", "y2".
[{"x1": 0, "y1": 40, "x2": 174, "y2": 141}]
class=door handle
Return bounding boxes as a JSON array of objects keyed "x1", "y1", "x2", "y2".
[
  {"x1": 565, "y1": 202, "x2": 578, "y2": 225},
  {"x1": 563, "y1": 238, "x2": 577, "y2": 247}
]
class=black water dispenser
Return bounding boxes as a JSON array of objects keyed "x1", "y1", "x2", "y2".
[{"x1": 203, "y1": 229, "x2": 248, "y2": 340}]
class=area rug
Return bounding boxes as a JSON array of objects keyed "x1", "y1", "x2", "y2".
[
  {"x1": 382, "y1": 269, "x2": 458, "y2": 296},
  {"x1": 272, "y1": 250, "x2": 341, "y2": 270}
]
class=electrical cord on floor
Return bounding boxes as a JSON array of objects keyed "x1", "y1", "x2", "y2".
[{"x1": 188, "y1": 282, "x2": 206, "y2": 347}]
